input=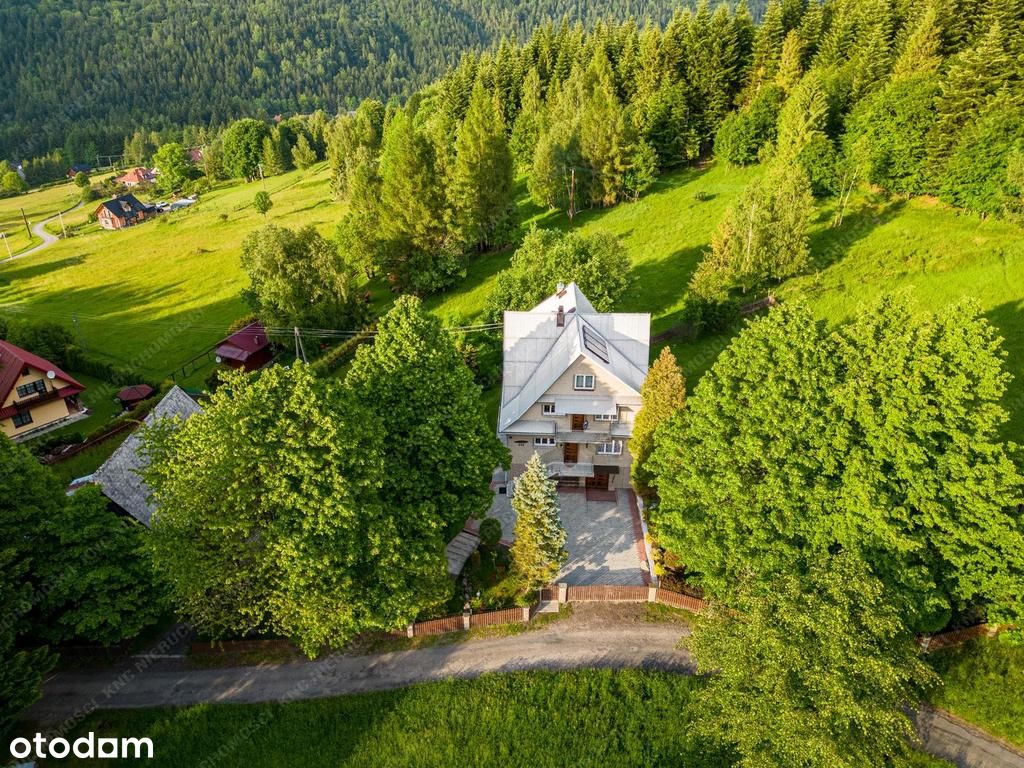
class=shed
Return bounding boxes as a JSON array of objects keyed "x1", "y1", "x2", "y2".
[
  {"x1": 116, "y1": 384, "x2": 155, "y2": 408},
  {"x1": 214, "y1": 322, "x2": 272, "y2": 372}
]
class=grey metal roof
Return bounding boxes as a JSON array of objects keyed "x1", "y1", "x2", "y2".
[
  {"x1": 499, "y1": 283, "x2": 649, "y2": 433},
  {"x1": 93, "y1": 386, "x2": 203, "y2": 526}
]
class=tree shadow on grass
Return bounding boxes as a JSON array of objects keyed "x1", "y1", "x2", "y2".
[
  {"x1": 808, "y1": 196, "x2": 907, "y2": 274},
  {"x1": 984, "y1": 299, "x2": 1024, "y2": 444},
  {"x1": 0, "y1": 255, "x2": 85, "y2": 285}
]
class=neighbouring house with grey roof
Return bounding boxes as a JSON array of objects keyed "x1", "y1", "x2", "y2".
[
  {"x1": 93, "y1": 386, "x2": 203, "y2": 525},
  {"x1": 499, "y1": 282, "x2": 650, "y2": 492}
]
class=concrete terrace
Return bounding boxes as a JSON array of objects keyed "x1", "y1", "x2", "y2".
[{"x1": 487, "y1": 489, "x2": 650, "y2": 586}]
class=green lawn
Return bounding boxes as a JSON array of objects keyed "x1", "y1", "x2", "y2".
[
  {"x1": 927, "y1": 638, "x2": 1024, "y2": 748},
  {"x1": 0, "y1": 164, "x2": 343, "y2": 381},
  {"x1": 41, "y1": 669, "x2": 953, "y2": 767}
]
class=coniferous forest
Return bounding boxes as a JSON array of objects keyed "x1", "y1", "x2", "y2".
[{"x1": 0, "y1": 0, "x2": 694, "y2": 160}]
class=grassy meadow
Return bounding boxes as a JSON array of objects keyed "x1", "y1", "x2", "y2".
[
  {"x1": 927, "y1": 638, "x2": 1024, "y2": 748},
  {"x1": 44, "y1": 669, "x2": 952, "y2": 767},
  {"x1": 0, "y1": 164, "x2": 343, "y2": 382}
]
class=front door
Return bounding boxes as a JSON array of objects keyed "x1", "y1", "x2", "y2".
[
  {"x1": 563, "y1": 443, "x2": 579, "y2": 464},
  {"x1": 571, "y1": 414, "x2": 585, "y2": 431},
  {"x1": 585, "y1": 473, "x2": 610, "y2": 490}
]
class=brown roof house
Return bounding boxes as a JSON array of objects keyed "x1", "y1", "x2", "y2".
[
  {"x1": 94, "y1": 194, "x2": 155, "y2": 230},
  {"x1": 93, "y1": 386, "x2": 203, "y2": 525},
  {"x1": 0, "y1": 340, "x2": 87, "y2": 441},
  {"x1": 214, "y1": 322, "x2": 272, "y2": 372},
  {"x1": 498, "y1": 283, "x2": 650, "y2": 493},
  {"x1": 114, "y1": 167, "x2": 156, "y2": 187}
]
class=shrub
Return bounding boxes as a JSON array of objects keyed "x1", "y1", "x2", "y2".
[{"x1": 479, "y1": 517, "x2": 503, "y2": 548}]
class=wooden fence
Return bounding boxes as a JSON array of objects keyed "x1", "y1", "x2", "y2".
[
  {"x1": 470, "y1": 607, "x2": 530, "y2": 629},
  {"x1": 918, "y1": 623, "x2": 1010, "y2": 653},
  {"x1": 654, "y1": 588, "x2": 708, "y2": 613},
  {"x1": 567, "y1": 585, "x2": 650, "y2": 602},
  {"x1": 412, "y1": 615, "x2": 466, "y2": 636}
]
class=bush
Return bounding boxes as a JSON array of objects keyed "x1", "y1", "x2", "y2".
[
  {"x1": 479, "y1": 517, "x2": 502, "y2": 548},
  {"x1": 309, "y1": 326, "x2": 375, "y2": 376}
]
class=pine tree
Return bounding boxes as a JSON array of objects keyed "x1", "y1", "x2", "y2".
[
  {"x1": 511, "y1": 453, "x2": 568, "y2": 590},
  {"x1": 776, "y1": 30, "x2": 805, "y2": 92},
  {"x1": 746, "y1": 0, "x2": 786, "y2": 97},
  {"x1": 452, "y1": 81, "x2": 515, "y2": 250},
  {"x1": 891, "y1": 3, "x2": 944, "y2": 80},
  {"x1": 291, "y1": 134, "x2": 317, "y2": 169},
  {"x1": 929, "y1": 21, "x2": 1018, "y2": 175},
  {"x1": 631, "y1": 347, "x2": 687, "y2": 498},
  {"x1": 260, "y1": 134, "x2": 284, "y2": 176}
]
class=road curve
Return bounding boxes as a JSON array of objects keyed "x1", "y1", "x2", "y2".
[{"x1": 2, "y1": 200, "x2": 83, "y2": 263}]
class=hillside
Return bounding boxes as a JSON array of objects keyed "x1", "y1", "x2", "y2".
[
  {"x1": 0, "y1": 0, "x2": 696, "y2": 159},
  {"x1": 3, "y1": 160, "x2": 1022, "y2": 444}
]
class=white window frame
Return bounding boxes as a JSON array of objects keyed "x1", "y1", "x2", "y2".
[
  {"x1": 573, "y1": 374, "x2": 595, "y2": 391},
  {"x1": 597, "y1": 440, "x2": 623, "y2": 455},
  {"x1": 534, "y1": 436, "x2": 556, "y2": 447},
  {"x1": 594, "y1": 412, "x2": 618, "y2": 422},
  {"x1": 541, "y1": 402, "x2": 556, "y2": 415}
]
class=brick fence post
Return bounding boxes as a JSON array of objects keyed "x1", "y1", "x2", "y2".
[
  {"x1": 558, "y1": 582, "x2": 568, "y2": 604},
  {"x1": 462, "y1": 611, "x2": 471, "y2": 631},
  {"x1": 522, "y1": 605, "x2": 531, "y2": 622},
  {"x1": 406, "y1": 623, "x2": 415, "y2": 639},
  {"x1": 647, "y1": 585, "x2": 657, "y2": 602}
]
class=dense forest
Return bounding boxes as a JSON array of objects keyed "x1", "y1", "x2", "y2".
[{"x1": 0, "y1": 0, "x2": 713, "y2": 160}]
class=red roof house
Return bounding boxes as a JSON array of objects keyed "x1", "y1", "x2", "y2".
[
  {"x1": 114, "y1": 167, "x2": 156, "y2": 187},
  {"x1": 116, "y1": 384, "x2": 155, "y2": 409},
  {"x1": 214, "y1": 322, "x2": 273, "y2": 372},
  {"x1": 0, "y1": 340, "x2": 86, "y2": 441}
]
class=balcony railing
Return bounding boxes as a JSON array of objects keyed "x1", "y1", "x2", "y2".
[{"x1": 544, "y1": 461, "x2": 596, "y2": 478}]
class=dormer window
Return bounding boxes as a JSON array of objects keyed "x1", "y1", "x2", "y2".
[{"x1": 573, "y1": 374, "x2": 595, "y2": 391}]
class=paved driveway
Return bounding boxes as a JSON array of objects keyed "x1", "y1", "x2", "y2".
[{"x1": 487, "y1": 489, "x2": 648, "y2": 585}]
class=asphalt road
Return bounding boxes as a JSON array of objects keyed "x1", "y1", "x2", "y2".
[{"x1": 25, "y1": 605, "x2": 1024, "y2": 768}]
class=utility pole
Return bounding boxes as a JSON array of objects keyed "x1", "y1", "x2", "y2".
[
  {"x1": 293, "y1": 327, "x2": 307, "y2": 364},
  {"x1": 1, "y1": 233, "x2": 11, "y2": 259},
  {"x1": 58, "y1": 210, "x2": 68, "y2": 239},
  {"x1": 20, "y1": 208, "x2": 31, "y2": 239},
  {"x1": 258, "y1": 163, "x2": 267, "y2": 192}
]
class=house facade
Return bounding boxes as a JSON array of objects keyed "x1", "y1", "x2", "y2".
[
  {"x1": 94, "y1": 194, "x2": 154, "y2": 230},
  {"x1": 498, "y1": 283, "x2": 650, "y2": 492},
  {"x1": 0, "y1": 340, "x2": 86, "y2": 441}
]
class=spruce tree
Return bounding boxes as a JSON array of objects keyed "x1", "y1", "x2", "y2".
[
  {"x1": 452, "y1": 81, "x2": 515, "y2": 250},
  {"x1": 260, "y1": 134, "x2": 284, "y2": 176},
  {"x1": 746, "y1": 0, "x2": 786, "y2": 97},
  {"x1": 291, "y1": 134, "x2": 318, "y2": 169},
  {"x1": 631, "y1": 347, "x2": 687, "y2": 499},
  {"x1": 511, "y1": 453, "x2": 568, "y2": 590}
]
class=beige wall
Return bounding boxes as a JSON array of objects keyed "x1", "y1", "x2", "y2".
[
  {"x1": 505, "y1": 357, "x2": 638, "y2": 490},
  {"x1": 1, "y1": 365, "x2": 76, "y2": 438}
]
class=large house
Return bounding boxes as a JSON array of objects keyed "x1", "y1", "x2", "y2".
[
  {"x1": 498, "y1": 283, "x2": 650, "y2": 492},
  {"x1": 0, "y1": 340, "x2": 87, "y2": 441},
  {"x1": 93, "y1": 386, "x2": 203, "y2": 525},
  {"x1": 94, "y1": 194, "x2": 155, "y2": 230}
]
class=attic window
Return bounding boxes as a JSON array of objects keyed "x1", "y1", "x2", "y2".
[{"x1": 574, "y1": 374, "x2": 595, "y2": 391}]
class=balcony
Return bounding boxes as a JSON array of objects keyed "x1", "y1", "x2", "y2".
[{"x1": 544, "y1": 461, "x2": 595, "y2": 478}]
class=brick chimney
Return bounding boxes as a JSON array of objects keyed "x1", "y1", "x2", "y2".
[{"x1": 556, "y1": 305, "x2": 565, "y2": 327}]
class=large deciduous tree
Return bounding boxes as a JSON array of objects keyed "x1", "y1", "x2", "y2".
[
  {"x1": 241, "y1": 224, "x2": 365, "y2": 331},
  {"x1": 152, "y1": 142, "x2": 191, "y2": 192},
  {"x1": 221, "y1": 118, "x2": 270, "y2": 180},
  {"x1": 485, "y1": 227, "x2": 630, "y2": 321},
  {"x1": 346, "y1": 297, "x2": 508, "y2": 538},
  {"x1": 691, "y1": 554, "x2": 935, "y2": 768},
  {"x1": 511, "y1": 453, "x2": 568, "y2": 590},
  {"x1": 38, "y1": 486, "x2": 164, "y2": 646},
  {"x1": 651, "y1": 297, "x2": 1024, "y2": 632},
  {"x1": 143, "y1": 365, "x2": 450, "y2": 654},
  {"x1": 630, "y1": 347, "x2": 686, "y2": 499}
]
